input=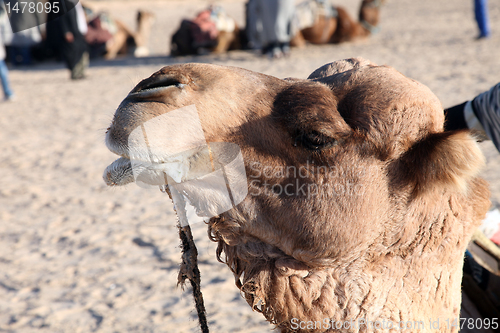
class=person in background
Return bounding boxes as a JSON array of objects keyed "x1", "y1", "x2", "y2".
[
  {"x1": 0, "y1": 4, "x2": 14, "y2": 101},
  {"x1": 46, "y1": 0, "x2": 88, "y2": 80},
  {"x1": 474, "y1": 0, "x2": 491, "y2": 39},
  {"x1": 247, "y1": 0, "x2": 295, "y2": 58},
  {"x1": 445, "y1": 82, "x2": 500, "y2": 153}
]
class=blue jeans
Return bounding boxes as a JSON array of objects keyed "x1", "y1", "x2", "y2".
[
  {"x1": 7, "y1": 46, "x2": 32, "y2": 66},
  {"x1": 474, "y1": 0, "x2": 491, "y2": 37},
  {"x1": 0, "y1": 60, "x2": 14, "y2": 99}
]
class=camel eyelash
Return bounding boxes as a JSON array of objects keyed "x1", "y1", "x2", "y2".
[{"x1": 296, "y1": 131, "x2": 338, "y2": 151}]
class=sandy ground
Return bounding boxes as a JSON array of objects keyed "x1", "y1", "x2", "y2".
[{"x1": 1, "y1": 0, "x2": 500, "y2": 332}]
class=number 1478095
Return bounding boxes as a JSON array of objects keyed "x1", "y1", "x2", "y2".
[
  {"x1": 5, "y1": 1, "x2": 60, "y2": 15},
  {"x1": 445, "y1": 318, "x2": 498, "y2": 330}
]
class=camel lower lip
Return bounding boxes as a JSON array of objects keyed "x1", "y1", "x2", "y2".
[
  {"x1": 103, "y1": 152, "x2": 194, "y2": 187},
  {"x1": 104, "y1": 156, "x2": 170, "y2": 187},
  {"x1": 103, "y1": 157, "x2": 134, "y2": 186}
]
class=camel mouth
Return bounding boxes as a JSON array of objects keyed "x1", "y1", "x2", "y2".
[
  {"x1": 103, "y1": 147, "x2": 206, "y2": 187},
  {"x1": 104, "y1": 103, "x2": 213, "y2": 188},
  {"x1": 104, "y1": 125, "x2": 196, "y2": 187},
  {"x1": 102, "y1": 155, "x2": 177, "y2": 187},
  {"x1": 104, "y1": 141, "x2": 249, "y2": 221}
]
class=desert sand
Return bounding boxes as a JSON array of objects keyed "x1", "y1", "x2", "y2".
[{"x1": 0, "y1": 0, "x2": 499, "y2": 332}]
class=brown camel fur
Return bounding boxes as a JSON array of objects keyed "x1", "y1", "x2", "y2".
[
  {"x1": 292, "y1": 0, "x2": 382, "y2": 47},
  {"x1": 103, "y1": 58, "x2": 490, "y2": 332}
]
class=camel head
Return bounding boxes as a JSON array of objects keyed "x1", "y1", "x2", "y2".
[{"x1": 104, "y1": 58, "x2": 490, "y2": 332}]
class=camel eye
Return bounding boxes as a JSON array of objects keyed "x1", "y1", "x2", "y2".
[{"x1": 298, "y1": 131, "x2": 338, "y2": 150}]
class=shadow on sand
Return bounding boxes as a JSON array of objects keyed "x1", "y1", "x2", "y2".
[{"x1": 10, "y1": 51, "x2": 260, "y2": 72}]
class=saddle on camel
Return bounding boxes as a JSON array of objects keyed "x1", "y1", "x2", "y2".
[
  {"x1": 170, "y1": 0, "x2": 382, "y2": 56},
  {"x1": 291, "y1": 0, "x2": 383, "y2": 46},
  {"x1": 170, "y1": 5, "x2": 242, "y2": 56}
]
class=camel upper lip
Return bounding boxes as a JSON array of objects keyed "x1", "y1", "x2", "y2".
[
  {"x1": 105, "y1": 133, "x2": 130, "y2": 159},
  {"x1": 105, "y1": 142, "x2": 166, "y2": 165},
  {"x1": 105, "y1": 128, "x2": 159, "y2": 163}
]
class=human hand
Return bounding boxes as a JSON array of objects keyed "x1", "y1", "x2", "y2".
[{"x1": 65, "y1": 32, "x2": 74, "y2": 43}]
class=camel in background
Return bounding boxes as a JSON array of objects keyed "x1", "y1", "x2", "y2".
[
  {"x1": 291, "y1": 0, "x2": 383, "y2": 47},
  {"x1": 171, "y1": 0, "x2": 382, "y2": 56},
  {"x1": 170, "y1": 6, "x2": 242, "y2": 56},
  {"x1": 84, "y1": 6, "x2": 155, "y2": 59}
]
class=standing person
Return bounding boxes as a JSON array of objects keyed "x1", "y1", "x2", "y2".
[
  {"x1": 245, "y1": 0, "x2": 263, "y2": 50},
  {"x1": 7, "y1": 26, "x2": 41, "y2": 66},
  {"x1": 251, "y1": 0, "x2": 295, "y2": 58},
  {"x1": 0, "y1": 4, "x2": 14, "y2": 101},
  {"x1": 474, "y1": 0, "x2": 491, "y2": 39},
  {"x1": 6, "y1": 7, "x2": 43, "y2": 66},
  {"x1": 46, "y1": 0, "x2": 88, "y2": 80}
]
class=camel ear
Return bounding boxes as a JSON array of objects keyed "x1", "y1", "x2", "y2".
[{"x1": 393, "y1": 131, "x2": 485, "y2": 195}]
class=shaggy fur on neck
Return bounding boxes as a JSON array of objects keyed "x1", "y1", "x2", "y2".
[{"x1": 209, "y1": 176, "x2": 489, "y2": 333}]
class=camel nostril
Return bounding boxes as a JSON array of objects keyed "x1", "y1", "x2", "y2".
[{"x1": 134, "y1": 77, "x2": 184, "y2": 94}]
